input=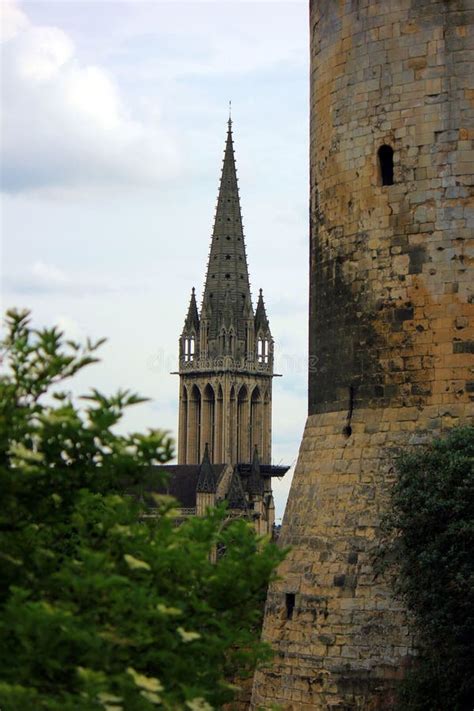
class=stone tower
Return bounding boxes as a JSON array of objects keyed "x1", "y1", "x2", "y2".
[
  {"x1": 252, "y1": 1, "x2": 474, "y2": 709},
  {"x1": 178, "y1": 119, "x2": 274, "y2": 466}
]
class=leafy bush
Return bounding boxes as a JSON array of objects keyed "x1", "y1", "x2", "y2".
[
  {"x1": 381, "y1": 426, "x2": 474, "y2": 711},
  {"x1": 0, "y1": 309, "x2": 285, "y2": 710}
]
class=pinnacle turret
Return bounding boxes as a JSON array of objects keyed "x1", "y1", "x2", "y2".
[
  {"x1": 255, "y1": 288, "x2": 271, "y2": 334},
  {"x1": 227, "y1": 467, "x2": 248, "y2": 509},
  {"x1": 183, "y1": 287, "x2": 200, "y2": 334},
  {"x1": 196, "y1": 443, "x2": 217, "y2": 493}
]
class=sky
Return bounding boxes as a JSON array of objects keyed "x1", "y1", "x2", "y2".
[{"x1": 0, "y1": 0, "x2": 309, "y2": 519}]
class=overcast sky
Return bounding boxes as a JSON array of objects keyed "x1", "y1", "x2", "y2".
[{"x1": 1, "y1": 0, "x2": 309, "y2": 519}]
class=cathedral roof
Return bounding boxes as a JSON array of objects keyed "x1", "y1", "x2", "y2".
[
  {"x1": 140, "y1": 464, "x2": 226, "y2": 507},
  {"x1": 202, "y1": 119, "x2": 253, "y2": 339}
]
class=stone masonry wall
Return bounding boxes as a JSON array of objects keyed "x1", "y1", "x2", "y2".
[{"x1": 252, "y1": 0, "x2": 474, "y2": 708}]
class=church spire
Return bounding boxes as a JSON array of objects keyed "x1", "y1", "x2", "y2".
[{"x1": 202, "y1": 120, "x2": 253, "y2": 341}]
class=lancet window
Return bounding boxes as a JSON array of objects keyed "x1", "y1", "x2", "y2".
[
  {"x1": 257, "y1": 337, "x2": 270, "y2": 364},
  {"x1": 183, "y1": 335, "x2": 195, "y2": 362}
]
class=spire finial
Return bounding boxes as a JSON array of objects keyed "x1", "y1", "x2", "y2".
[{"x1": 228, "y1": 100, "x2": 232, "y2": 126}]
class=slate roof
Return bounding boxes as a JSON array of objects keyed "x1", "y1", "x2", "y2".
[
  {"x1": 129, "y1": 456, "x2": 288, "y2": 511},
  {"x1": 144, "y1": 464, "x2": 226, "y2": 508}
]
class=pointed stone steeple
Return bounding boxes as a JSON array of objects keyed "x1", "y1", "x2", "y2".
[
  {"x1": 183, "y1": 287, "x2": 200, "y2": 334},
  {"x1": 202, "y1": 119, "x2": 253, "y2": 342},
  {"x1": 255, "y1": 288, "x2": 270, "y2": 333}
]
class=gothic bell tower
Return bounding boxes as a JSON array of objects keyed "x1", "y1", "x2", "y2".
[{"x1": 177, "y1": 119, "x2": 274, "y2": 465}]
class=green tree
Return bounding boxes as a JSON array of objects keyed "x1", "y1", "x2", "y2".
[
  {"x1": 381, "y1": 426, "x2": 474, "y2": 711},
  {"x1": 0, "y1": 309, "x2": 285, "y2": 711}
]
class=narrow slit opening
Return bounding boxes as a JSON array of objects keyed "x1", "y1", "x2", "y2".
[
  {"x1": 378, "y1": 145, "x2": 394, "y2": 186},
  {"x1": 285, "y1": 593, "x2": 295, "y2": 620}
]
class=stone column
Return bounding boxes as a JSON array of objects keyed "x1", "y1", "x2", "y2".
[
  {"x1": 214, "y1": 384, "x2": 224, "y2": 463},
  {"x1": 200, "y1": 385, "x2": 215, "y2": 462},
  {"x1": 262, "y1": 389, "x2": 272, "y2": 464},
  {"x1": 186, "y1": 386, "x2": 201, "y2": 465},
  {"x1": 177, "y1": 384, "x2": 188, "y2": 464}
]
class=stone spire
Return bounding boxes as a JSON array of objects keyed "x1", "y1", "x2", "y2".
[
  {"x1": 183, "y1": 287, "x2": 200, "y2": 334},
  {"x1": 202, "y1": 119, "x2": 253, "y2": 341},
  {"x1": 255, "y1": 288, "x2": 271, "y2": 333}
]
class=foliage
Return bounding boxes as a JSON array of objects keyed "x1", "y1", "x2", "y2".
[
  {"x1": 380, "y1": 426, "x2": 474, "y2": 711},
  {"x1": 0, "y1": 309, "x2": 285, "y2": 710}
]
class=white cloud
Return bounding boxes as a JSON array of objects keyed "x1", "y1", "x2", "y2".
[
  {"x1": 0, "y1": 0, "x2": 179, "y2": 193},
  {"x1": 15, "y1": 25, "x2": 74, "y2": 81},
  {"x1": 110, "y1": 2, "x2": 306, "y2": 82},
  {"x1": 0, "y1": 0, "x2": 28, "y2": 42},
  {"x1": 31, "y1": 260, "x2": 70, "y2": 286},
  {"x1": 4, "y1": 260, "x2": 116, "y2": 295}
]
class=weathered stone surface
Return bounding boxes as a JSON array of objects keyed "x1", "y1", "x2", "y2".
[{"x1": 252, "y1": 0, "x2": 474, "y2": 708}]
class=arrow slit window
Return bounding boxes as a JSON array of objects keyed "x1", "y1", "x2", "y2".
[{"x1": 378, "y1": 144, "x2": 394, "y2": 186}]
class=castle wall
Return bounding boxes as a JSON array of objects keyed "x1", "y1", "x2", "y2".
[{"x1": 252, "y1": 0, "x2": 474, "y2": 708}]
